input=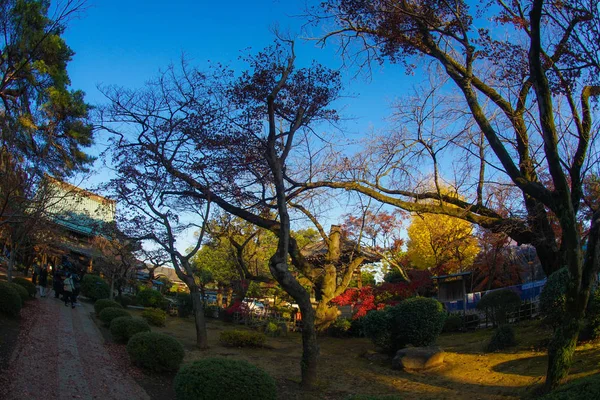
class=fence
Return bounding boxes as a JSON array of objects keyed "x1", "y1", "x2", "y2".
[{"x1": 448, "y1": 296, "x2": 541, "y2": 330}]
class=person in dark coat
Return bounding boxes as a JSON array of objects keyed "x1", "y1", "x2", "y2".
[
  {"x1": 38, "y1": 265, "x2": 49, "y2": 297},
  {"x1": 53, "y1": 267, "x2": 64, "y2": 299}
]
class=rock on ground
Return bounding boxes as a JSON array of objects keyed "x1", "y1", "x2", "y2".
[{"x1": 392, "y1": 346, "x2": 445, "y2": 370}]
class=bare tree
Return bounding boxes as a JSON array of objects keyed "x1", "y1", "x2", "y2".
[
  {"x1": 310, "y1": 0, "x2": 600, "y2": 390},
  {"x1": 100, "y1": 41, "x2": 344, "y2": 387}
]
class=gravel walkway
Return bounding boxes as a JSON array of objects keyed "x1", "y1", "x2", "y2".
[{"x1": 4, "y1": 296, "x2": 150, "y2": 400}]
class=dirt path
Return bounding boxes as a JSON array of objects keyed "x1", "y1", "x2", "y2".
[{"x1": 3, "y1": 297, "x2": 150, "y2": 400}]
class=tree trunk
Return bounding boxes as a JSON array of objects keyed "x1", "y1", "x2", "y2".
[
  {"x1": 190, "y1": 285, "x2": 208, "y2": 349},
  {"x1": 298, "y1": 300, "x2": 319, "y2": 387},
  {"x1": 314, "y1": 300, "x2": 339, "y2": 331},
  {"x1": 545, "y1": 315, "x2": 582, "y2": 391}
]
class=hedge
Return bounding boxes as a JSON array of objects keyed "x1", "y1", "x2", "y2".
[
  {"x1": 127, "y1": 332, "x2": 184, "y2": 372},
  {"x1": 94, "y1": 299, "x2": 122, "y2": 315},
  {"x1": 110, "y1": 317, "x2": 151, "y2": 343},
  {"x1": 136, "y1": 289, "x2": 165, "y2": 308},
  {"x1": 99, "y1": 307, "x2": 131, "y2": 327},
  {"x1": 12, "y1": 277, "x2": 36, "y2": 297},
  {"x1": 141, "y1": 308, "x2": 167, "y2": 327},
  {"x1": 486, "y1": 325, "x2": 517, "y2": 352},
  {"x1": 174, "y1": 358, "x2": 276, "y2": 400},
  {"x1": 391, "y1": 297, "x2": 446, "y2": 349},
  {"x1": 363, "y1": 308, "x2": 394, "y2": 352},
  {"x1": 81, "y1": 275, "x2": 110, "y2": 301},
  {"x1": 476, "y1": 289, "x2": 521, "y2": 327},
  {"x1": 219, "y1": 330, "x2": 266, "y2": 347},
  {"x1": 0, "y1": 281, "x2": 22, "y2": 317},
  {"x1": 11, "y1": 283, "x2": 29, "y2": 302}
]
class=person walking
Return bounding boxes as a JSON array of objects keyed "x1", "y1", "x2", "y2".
[
  {"x1": 32, "y1": 261, "x2": 40, "y2": 286},
  {"x1": 63, "y1": 272, "x2": 76, "y2": 308},
  {"x1": 53, "y1": 267, "x2": 64, "y2": 299},
  {"x1": 38, "y1": 265, "x2": 49, "y2": 297}
]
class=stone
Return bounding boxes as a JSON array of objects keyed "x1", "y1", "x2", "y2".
[{"x1": 392, "y1": 346, "x2": 445, "y2": 370}]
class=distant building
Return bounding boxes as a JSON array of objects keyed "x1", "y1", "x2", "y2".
[{"x1": 37, "y1": 177, "x2": 116, "y2": 271}]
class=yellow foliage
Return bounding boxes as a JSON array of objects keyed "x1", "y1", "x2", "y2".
[{"x1": 407, "y1": 212, "x2": 479, "y2": 273}]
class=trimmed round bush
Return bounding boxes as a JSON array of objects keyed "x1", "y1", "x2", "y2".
[
  {"x1": 136, "y1": 289, "x2": 165, "y2": 308},
  {"x1": 12, "y1": 277, "x2": 36, "y2": 297},
  {"x1": 11, "y1": 283, "x2": 29, "y2": 302},
  {"x1": 391, "y1": 297, "x2": 446, "y2": 349},
  {"x1": 0, "y1": 281, "x2": 22, "y2": 317},
  {"x1": 99, "y1": 307, "x2": 131, "y2": 327},
  {"x1": 141, "y1": 308, "x2": 167, "y2": 326},
  {"x1": 363, "y1": 308, "x2": 394, "y2": 352},
  {"x1": 219, "y1": 330, "x2": 266, "y2": 347},
  {"x1": 110, "y1": 317, "x2": 151, "y2": 343},
  {"x1": 174, "y1": 357, "x2": 276, "y2": 400},
  {"x1": 477, "y1": 289, "x2": 521, "y2": 326},
  {"x1": 539, "y1": 268, "x2": 569, "y2": 328},
  {"x1": 94, "y1": 299, "x2": 123, "y2": 315},
  {"x1": 81, "y1": 274, "x2": 110, "y2": 300},
  {"x1": 127, "y1": 332, "x2": 184, "y2": 372},
  {"x1": 486, "y1": 325, "x2": 517, "y2": 352},
  {"x1": 443, "y1": 314, "x2": 463, "y2": 333}
]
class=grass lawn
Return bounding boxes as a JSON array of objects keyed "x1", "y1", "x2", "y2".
[{"x1": 125, "y1": 309, "x2": 600, "y2": 400}]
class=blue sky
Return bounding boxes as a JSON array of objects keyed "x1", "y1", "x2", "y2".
[
  {"x1": 63, "y1": 0, "x2": 414, "y2": 166},
  {"x1": 61, "y1": 0, "x2": 423, "y2": 251}
]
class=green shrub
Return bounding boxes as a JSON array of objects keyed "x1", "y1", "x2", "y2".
[
  {"x1": 98, "y1": 307, "x2": 131, "y2": 327},
  {"x1": 329, "y1": 318, "x2": 352, "y2": 337},
  {"x1": 136, "y1": 289, "x2": 165, "y2": 308},
  {"x1": 477, "y1": 289, "x2": 521, "y2": 327},
  {"x1": 0, "y1": 282, "x2": 22, "y2": 317},
  {"x1": 443, "y1": 314, "x2": 463, "y2": 333},
  {"x1": 579, "y1": 287, "x2": 600, "y2": 341},
  {"x1": 391, "y1": 297, "x2": 446, "y2": 349},
  {"x1": 10, "y1": 283, "x2": 29, "y2": 302},
  {"x1": 176, "y1": 293, "x2": 193, "y2": 317},
  {"x1": 538, "y1": 373, "x2": 600, "y2": 400},
  {"x1": 94, "y1": 299, "x2": 123, "y2": 315},
  {"x1": 219, "y1": 330, "x2": 266, "y2": 347},
  {"x1": 539, "y1": 268, "x2": 569, "y2": 328},
  {"x1": 116, "y1": 294, "x2": 136, "y2": 308},
  {"x1": 174, "y1": 357, "x2": 276, "y2": 400},
  {"x1": 127, "y1": 332, "x2": 184, "y2": 372},
  {"x1": 263, "y1": 320, "x2": 282, "y2": 337},
  {"x1": 349, "y1": 317, "x2": 365, "y2": 337},
  {"x1": 347, "y1": 396, "x2": 403, "y2": 400},
  {"x1": 363, "y1": 308, "x2": 394, "y2": 352},
  {"x1": 486, "y1": 325, "x2": 517, "y2": 352},
  {"x1": 141, "y1": 308, "x2": 167, "y2": 327},
  {"x1": 110, "y1": 317, "x2": 151, "y2": 343},
  {"x1": 81, "y1": 274, "x2": 110, "y2": 300},
  {"x1": 12, "y1": 277, "x2": 36, "y2": 297}
]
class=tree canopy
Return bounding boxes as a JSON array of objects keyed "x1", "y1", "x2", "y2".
[{"x1": 0, "y1": 0, "x2": 93, "y2": 178}]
